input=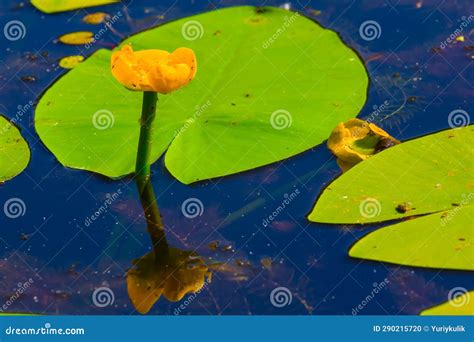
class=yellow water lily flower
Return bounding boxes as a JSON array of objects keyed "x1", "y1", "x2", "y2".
[
  {"x1": 111, "y1": 45, "x2": 197, "y2": 94},
  {"x1": 327, "y1": 118, "x2": 400, "y2": 172}
]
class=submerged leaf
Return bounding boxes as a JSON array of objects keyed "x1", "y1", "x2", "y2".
[
  {"x1": 420, "y1": 291, "x2": 473, "y2": 315},
  {"x1": 58, "y1": 32, "x2": 94, "y2": 45},
  {"x1": 35, "y1": 6, "x2": 368, "y2": 183},
  {"x1": 59, "y1": 55, "x2": 84, "y2": 69},
  {"x1": 0, "y1": 116, "x2": 30, "y2": 183},
  {"x1": 31, "y1": 0, "x2": 118, "y2": 14},
  {"x1": 127, "y1": 249, "x2": 211, "y2": 314}
]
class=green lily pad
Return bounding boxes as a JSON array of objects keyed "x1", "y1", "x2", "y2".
[
  {"x1": 31, "y1": 0, "x2": 119, "y2": 13},
  {"x1": 309, "y1": 126, "x2": 473, "y2": 271},
  {"x1": 35, "y1": 6, "x2": 368, "y2": 184},
  {"x1": 420, "y1": 290, "x2": 473, "y2": 315},
  {"x1": 349, "y1": 205, "x2": 473, "y2": 270},
  {"x1": 309, "y1": 126, "x2": 473, "y2": 224},
  {"x1": 0, "y1": 116, "x2": 30, "y2": 183}
]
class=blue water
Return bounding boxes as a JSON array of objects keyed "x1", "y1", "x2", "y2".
[{"x1": 0, "y1": 0, "x2": 472, "y2": 315}]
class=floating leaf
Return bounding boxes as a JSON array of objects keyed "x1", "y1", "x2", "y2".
[
  {"x1": 31, "y1": 0, "x2": 118, "y2": 13},
  {"x1": 309, "y1": 126, "x2": 473, "y2": 271},
  {"x1": 35, "y1": 6, "x2": 368, "y2": 183},
  {"x1": 420, "y1": 291, "x2": 473, "y2": 315},
  {"x1": 309, "y1": 126, "x2": 473, "y2": 224},
  {"x1": 58, "y1": 32, "x2": 94, "y2": 45},
  {"x1": 82, "y1": 12, "x2": 109, "y2": 25},
  {"x1": 0, "y1": 116, "x2": 30, "y2": 183},
  {"x1": 59, "y1": 55, "x2": 84, "y2": 69},
  {"x1": 349, "y1": 205, "x2": 473, "y2": 270}
]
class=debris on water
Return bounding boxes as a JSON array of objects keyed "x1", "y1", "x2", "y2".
[
  {"x1": 208, "y1": 241, "x2": 219, "y2": 251},
  {"x1": 20, "y1": 233, "x2": 28, "y2": 241},
  {"x1": 236, "y1": 259, "x2": 250, "y2": 267},
  {"x1": 221, "y1": 244, "x2": 233, "y2": 252},
  {"x1": 396, "y1": 202, "x2": 415, "y2": 214},
  {"x1": 455, "y1": 36, "x2": 465, "y2": 42},
  {"x1": 59, "y1": 55, "x2": 85, "y2": 69},
  {"x1": 25, "y1": 52, "x2": 38, "y2": 62},
  {"x1": 260, "y1": 257, "x2": 272, "y2": 270},
  {"x1": 21, "y1": 76, "x2": 36, "y2": 82},
  {"x1": 374, "y1": 137, "x2": 397, "y2": 153},
  {"x1": 306, "y1": 8, "x2": 321, "y2": 16}
]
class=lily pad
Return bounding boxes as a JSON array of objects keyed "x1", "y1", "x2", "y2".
[
  {"x1": 35, "y1": 6, "x2": 368, "y2": 184},
  {"x1": 31, "y1": 0, "x2": 119, "y2": 14},
  {"x1": 349, "y1": 205, "x2": 473, "y2": 270},
  {"x1": 420, "y1": 291, "x2": 473, "y2": 315},
  {"x1": 309, "y1": 126, "x2": 473, "y2": 224},
  {"x1": 0, "y1": 116, "x2": 30, "y2": 183}
]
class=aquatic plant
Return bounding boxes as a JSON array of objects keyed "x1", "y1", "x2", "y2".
[
  {"x1": 0, "y1": 116, "x2": 30, "y2": 183},
  {"x1": 309, "y1": 126, "x2": 473, "y2": 271},
  {"x1": 31, "y1": 0, "x2": 119, "y2": 13},
  {"x1": 35, "y1": 6, "x2": 368, "y2": 184}
]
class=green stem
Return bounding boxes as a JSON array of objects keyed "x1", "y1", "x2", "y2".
[
  {"x1": 136, "y1": 92, "x2": 157, "y2": 185},
  {"x1": 135, "y1": 91, "x2": 169, "y2": 260}
]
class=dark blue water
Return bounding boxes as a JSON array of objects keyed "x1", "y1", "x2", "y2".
[{"x1": 0, "y1": 0, "x2": 472, "y2": 315}]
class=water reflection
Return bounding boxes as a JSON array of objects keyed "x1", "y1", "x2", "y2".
[{"x1": 127, "y1": 178, "x2": 211, "y2": 314}]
